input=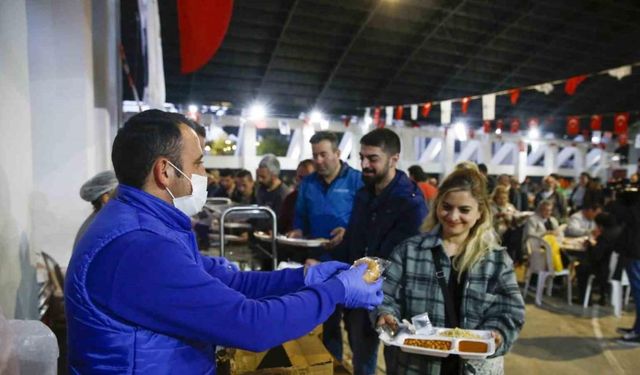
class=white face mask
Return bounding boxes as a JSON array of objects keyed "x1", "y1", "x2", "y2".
[{"x1": 165, "y1": 161, "x2": 208, "y2": 217}]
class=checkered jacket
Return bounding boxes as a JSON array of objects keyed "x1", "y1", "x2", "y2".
[{"x1": 376, "y1": 230, "x2": 525, "y2": 374}]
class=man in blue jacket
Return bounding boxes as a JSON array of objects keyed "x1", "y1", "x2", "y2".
[
  {"x1": 286, "y1": 131, "x2": 363, "y2": 361},
  {"x1": 335, "y1": 128, "x2": 428, "y2": 375},
  {"x1": 65, "y1": 110, "x2": 383, "y2": 374}
]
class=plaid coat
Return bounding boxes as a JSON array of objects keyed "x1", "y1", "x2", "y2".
[{"x1": 376, "y1": 229, "x2": 525, "y2": 374}]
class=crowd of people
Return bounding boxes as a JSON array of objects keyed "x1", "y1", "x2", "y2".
[{"x1": 69, "y1": 109, "x2": 640, "y2": 374}]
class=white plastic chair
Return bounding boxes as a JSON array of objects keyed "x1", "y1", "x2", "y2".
[
  {"x1": 522, "y1": 235, "x2": 572, "y2": 306},
  {"x1": 582, "y1": 252, "x2": 631, "y2": 316}
]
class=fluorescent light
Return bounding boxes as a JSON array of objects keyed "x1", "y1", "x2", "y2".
[
  {"x1": 309, "y1": 110, "x2": 324, "y2": 124},
  {"x1": 188, "y1": 104, "x2": 198, "y2": 113},
  {"x1": 528, "y1": 127, "x2": 540, "y2": 139},
  {"x1": 247, "y1": 102, "x2": 267, "y2": 121},
  {"x1": 495, "y1": 128, "x2": 502, "y2": 135}
]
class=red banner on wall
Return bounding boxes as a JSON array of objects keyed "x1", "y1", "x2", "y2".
[
  {"x1": 590, "y1": 115, "x2": 602, "y2": 130},
  {"x1": 614, "y1": 112, "x2": 630, "y2": 135},
  {"x1": 566, "y1": 116, "x2": 580, "y2": 136}
]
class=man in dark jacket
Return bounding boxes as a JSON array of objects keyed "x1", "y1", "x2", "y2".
[{"x1": 335, "y1": 128, "x2": 428, "y2": 375}]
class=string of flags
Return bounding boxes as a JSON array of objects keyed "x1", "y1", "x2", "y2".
[{"x1": 362, "y1": 61, "x2": 640, "y2": 140}]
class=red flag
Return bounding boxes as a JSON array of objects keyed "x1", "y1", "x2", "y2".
[
  {"x1": 421, "y1": 102, "x2": 432, "y2": 118},
  {"x1": 509, "y1": 89, "x2": 520, "y2": 105},
  {"x1": 564, "y1": 75, "x2": 587, "y2": 95},
  {"x1": 373, "y1": 107, "x2": 381, "y2": 127},
  {"x1": 178, "y1": 0, "x2": 234, "y2": 74},
  {"x1": 566, "y1": 116, "x2": 580, "y2": 136},
  {"x1": 343, "y1": 116, "x2": 351, "y2": 128},
  {"x1": 461, "y1": 97, "x2": 470, "y2": 114},
  {"x1": 619, "y1": 132, "x2": 629, "y2": 146},
  {"x1": 482, "y1": 120, "x2": 491, "y2": 134},
  {"x1": 590, "y1": 115, "x2": 602, "y2": 130},
  {"x1": 614, "y1": 112, "x2": 629, "y2": 135},
  {"x1": 395, "y1": 106, "x2": 404, "y2": 120},
  {"x1": 510, "y1": 118, "x2": 520, "y2": 133}
]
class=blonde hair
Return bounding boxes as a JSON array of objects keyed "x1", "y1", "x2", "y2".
[
  {"x1": 491, "y1": 185, "x2": 509, "y2": 203},
  {"x1": 421, "y1": 162, "x2": 500, "y2": 277}
]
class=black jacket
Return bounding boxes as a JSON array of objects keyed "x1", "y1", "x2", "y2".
[{"x1": 334, "y1": 170, "x2": 428, "y2": 263}]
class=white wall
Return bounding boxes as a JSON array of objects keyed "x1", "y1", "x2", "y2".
[
  {"x1": 27, "y1": 0, "x2": 112, "y2": 267},
  {"x1": 0, "y1": 0, "x2": 35, "y2": 319},
  {"x1": 0, "y1": 0, "x2": 117, "y2": 318}
]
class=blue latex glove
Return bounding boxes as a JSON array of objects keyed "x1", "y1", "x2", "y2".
[
  {"x1": 335, "y1": 264, "x2": 384, "y2": 310},
  {"x1": 304, "y1": 261, "x2": 350, "y2": 285},
  {"x1": 211, "y1": 256, "x2": 240, "y2": 272}
]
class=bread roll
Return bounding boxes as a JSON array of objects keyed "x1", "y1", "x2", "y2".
[{"x1": 353, "y1": 257, "x2": 381, "y2": 283}]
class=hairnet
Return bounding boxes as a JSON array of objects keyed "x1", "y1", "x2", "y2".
[{"x1": 79, "y1": 171, "x2": 118, "y2": 202}]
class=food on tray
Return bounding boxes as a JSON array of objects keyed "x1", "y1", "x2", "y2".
[
  {"x1": 458, "y1": 340, "x2": 489, "y2": 353},
  {"x1": 438, "y1": 327, "x2": 482, "y2": 339},
  {"x1": 403, "y1": 338, "x2": 452, "y2": 351},
  {"x1": 353, "y1": 257, "x2": 381, "y2": 283}
]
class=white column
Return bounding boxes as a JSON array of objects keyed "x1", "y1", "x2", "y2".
[
  {"x1": 442, "y1": 127, "x2": 455, "y2": 175},
  {"x1": 515, "y1": 142, "x2": 528, "y2": 183},
  {"x1": 0, "y1": 0, "x2": 35, "y2": 319},
  {"x1": 240, "y1": 120, "x2": 257, "y2": 173},
  {"x1": 543, "y1": 143, "x2": 558, "y2": 176}
]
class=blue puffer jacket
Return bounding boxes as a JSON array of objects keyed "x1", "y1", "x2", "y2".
[
  {"x1": 335, "y1": 170, "x2": 428, "y2": 263},
  {"x1": 65, "y1": 185, "x2": 345, "y2": 374},
  {"x1": 293, "y1": 163, "x2": 363, "y2": 238}
]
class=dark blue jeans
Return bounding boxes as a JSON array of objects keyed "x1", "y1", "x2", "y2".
[
  {"x1": 344, "y1": 308, "x2": 379, "y2": 375},
  {"x1": 323, "y1": 305, "x2": 343, "y2": 362},
  {"x1": 627, "y1": 259, "x2": 640, "y2": 333}
]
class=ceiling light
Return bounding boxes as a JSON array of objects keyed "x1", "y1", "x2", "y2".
[
  {"x1": 188, "y1": 104, "x2": 198, "y2": 113},
  {"x1": 528, "y1": 127, "x2": 540, "y2": 139},
  {"x1": 309, "y1": 110, "x2": 324, "y2": 124},
  {"x1": 247, "y1": 102, "x2": 267, "y2": 121}
]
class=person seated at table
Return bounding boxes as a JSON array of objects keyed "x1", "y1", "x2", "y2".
[
  {"x1": 576, "y1": 213, "x2": 621, "y2": 305},
  {"x1": 524, "y1": 200, "x2": 565, "y2": 271},
  {"x1": 565, "y1": 203, "x2": 602, "y2": 238},
  {"x1": 491, "y1": 185, "x2": 518, "y2": 237},
  {"x1": 524, "y1": 200, "x2": 559, "y2": 239}
]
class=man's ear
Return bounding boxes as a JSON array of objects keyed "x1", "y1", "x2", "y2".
[
  {"x1": 152, "y1": 158, "x2": 172, "y2": 189},
  {"x1": 390, "y1": 153, "x2": 400, "y2": 166}
]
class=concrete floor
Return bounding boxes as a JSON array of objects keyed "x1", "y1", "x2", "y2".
[{"x1": 340, "y1": 294, "x2": 639, "y2": 374}]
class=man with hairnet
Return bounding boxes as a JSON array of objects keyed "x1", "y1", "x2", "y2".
[{"x1": 73, "y1": 171, "x2": 118, "y2": 249}]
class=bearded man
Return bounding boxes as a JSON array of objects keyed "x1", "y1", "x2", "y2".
[{"x1": 334, "y1": 128, "x2": 427, "y2": 375}]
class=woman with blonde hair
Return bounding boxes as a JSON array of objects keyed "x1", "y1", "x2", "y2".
[
  {"x1": 376, "y1": 162, "x2": 525, "y2": 374},
  {"x1": 490, "y1": 185, "x2": 518, "y2": 237}
]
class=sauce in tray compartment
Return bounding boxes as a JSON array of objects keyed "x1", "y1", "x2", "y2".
[
  {"x1": 458, "y1": 340, "x2": 489, "y2": 353},
  {"x1": 403, "y1": 338, "x2": 452, "y2": 351}
]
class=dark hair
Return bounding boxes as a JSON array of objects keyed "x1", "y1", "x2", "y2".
[
  {"x1": 235, "y1": 169, "x2": 253, "y2": 180},
  {"x1": 360, "y1": 128, "x2": 400, "y2": 155},
  {"x1": 194, "y1": 124, "x2": 207, "y2": 138},
  {"x1": 584, "y1": 202, "x2": 602, "y2": 211},
  {"x1": 580, "y1": 172, "x2": 591, "y2": 180},
  {"x1": 408, "y1": 165, "x2": 428, "y2": 182},
  {"x1": 309, "y1": 131, "x2": 338, "y2": 150},
  {"x1": 298, "y1": 159, "x2": 314, "y2": 169},
  {"x1": 594, "y1": 212, "x2": 616, "y2": 230},
  {"x1": 219, "y1": 168, "x2": 234, "y2": 178},
  {"x1": 477, "y1": 163, "x2": 488, "y2": 174},
  {"x1": 112, "y1": 110, "x2": 195, "y2": 188}
]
